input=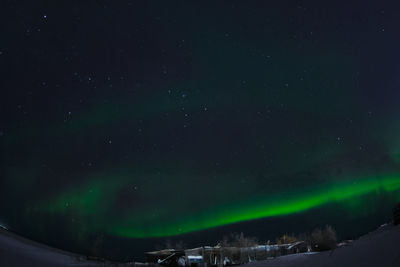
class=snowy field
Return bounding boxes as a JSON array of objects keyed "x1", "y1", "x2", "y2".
[
  {"x1": 245, "y1": 223, "x2": 400, "y2": 267},
  {"x1": 1, "y1": 223, "x2": 399, "y2": 267},
  {"x1": 0, "y1": 227, "x2": 134, "y2": 267}
]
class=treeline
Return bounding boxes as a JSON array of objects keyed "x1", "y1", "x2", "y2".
[{"x1": 219, "y1": 225, "x2": 337, "y2": 252}]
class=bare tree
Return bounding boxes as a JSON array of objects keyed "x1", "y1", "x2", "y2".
[
  {"x1": 220, "y1": 232, "x2": 258, "y2": 247},
  {"x1": 310, "y1": 225, "x2": 337, "y2": 251}
]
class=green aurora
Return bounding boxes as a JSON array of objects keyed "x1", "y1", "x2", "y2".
[{"x1": 35, "y1": 173, "x2": 400, "y2": 238}]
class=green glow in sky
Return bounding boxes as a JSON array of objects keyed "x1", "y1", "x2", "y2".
[{"x1": 108, "y1": 175, "x2": 400, "y2": 238}]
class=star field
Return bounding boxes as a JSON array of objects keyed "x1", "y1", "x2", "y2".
[{"x1": 1, "y1": 0, "x2": 400, "y2": 261}]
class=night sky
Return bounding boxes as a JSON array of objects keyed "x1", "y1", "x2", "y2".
[{"x1": 1, "y1": 0, "x2": 400, "y2": 261}]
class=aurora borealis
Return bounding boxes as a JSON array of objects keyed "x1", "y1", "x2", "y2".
[
  {"x1": 2, "y1": 0, "x2": 400, "y2": 261},
  {"x1": 111, "y1": 175, "x2": 400, "y2": 238}
]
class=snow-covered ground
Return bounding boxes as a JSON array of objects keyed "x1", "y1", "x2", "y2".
[
  {"x1": 0, "y1": 228, "x2": 134, "y2": 267},
  {"x1": 1, "y1": 223, "x2": 399, "y2": 267},
  {"x1": 246, "y1": 223, "x2": 400, "y2": 267}
]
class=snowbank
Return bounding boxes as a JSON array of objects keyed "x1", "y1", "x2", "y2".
[{"x1": 246, "y1": 223, "x2": 400, "y2": 267}]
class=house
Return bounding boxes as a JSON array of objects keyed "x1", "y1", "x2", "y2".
[{"x1": 145, "y1": 241, "x2": 308, "y2": 266}]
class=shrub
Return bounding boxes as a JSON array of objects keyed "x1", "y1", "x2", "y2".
[
  {"x1": 310, "y1": 225, "x2": 337, "y2": 251},
  {"x1": 90, "y1": 234, "x2": 104, "y2": 257},
  {"x1": 275, "y1": 234, "x2": 299, "y2": 244},
  {"x1": 160, "y1": 239, "x2": 187, "y2": 250},
  {"x1": 394, "y1": 203, "x2": 400, "y2": 225},
  {"x1": 221, "y1": 232, "x2": 258, "y2": 247}
]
